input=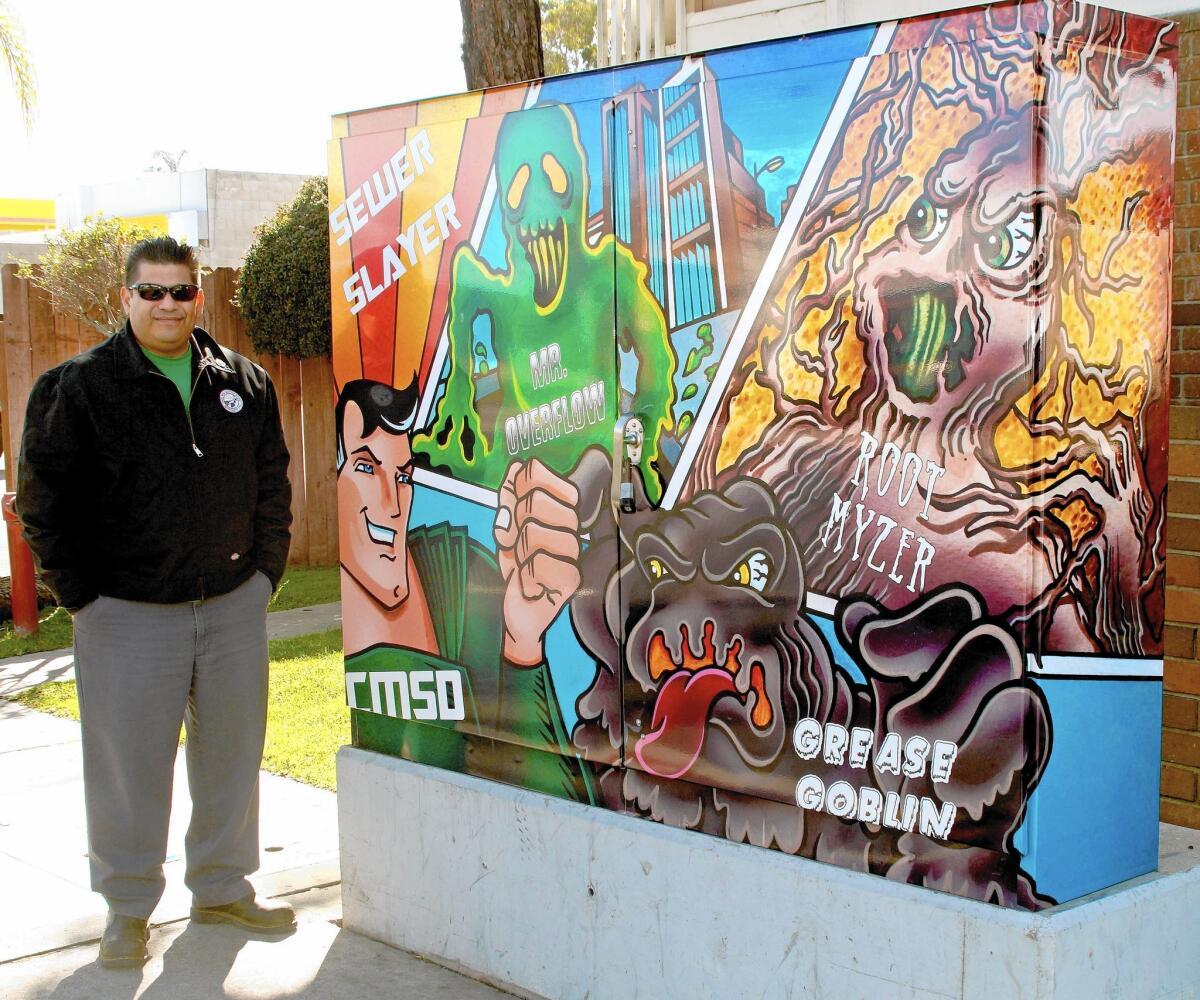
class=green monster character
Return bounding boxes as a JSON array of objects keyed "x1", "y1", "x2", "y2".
[{"x1": 415, "y1": 103, "x2": 676, "y2": 503}]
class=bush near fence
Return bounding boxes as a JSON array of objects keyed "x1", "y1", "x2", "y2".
[{"x1": 0, "y1": 264, "x2": 336, "y2": 567}]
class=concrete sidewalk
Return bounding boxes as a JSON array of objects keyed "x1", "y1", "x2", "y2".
[
  {"x1": 1, "y1": 881, "x2": 509, "y2": 1000},
  {"x1": 0, "y1": 604, "x2": 513, "y2": 999}
]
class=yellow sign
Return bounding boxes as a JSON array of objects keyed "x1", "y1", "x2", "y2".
[{"x1": 0, "y1": 197, "x2": 55, "y2": 232}]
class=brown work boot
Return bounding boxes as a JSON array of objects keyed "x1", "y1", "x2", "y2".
[
  {"x1": 190, "y1": 893, "x2": 296, "y2": 934},
  {"x1": 98, "y1": 912, "x2": 150, "y2": 969}
]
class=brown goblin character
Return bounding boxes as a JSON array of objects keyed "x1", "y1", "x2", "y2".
[
  {"x1": 764, "y1": 105, "x2": 1157, "y2": 654},
  {"x1": 568, "y1": 458, "x2": 1053, "y2": 907}
]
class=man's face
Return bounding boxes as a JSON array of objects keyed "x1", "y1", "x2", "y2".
[
  {"x1": 119, "y1": 261, "x2": 204, "y2": 357},
  {"x1": 337, "y1": 399, "x2": 415, "y2": 609}
]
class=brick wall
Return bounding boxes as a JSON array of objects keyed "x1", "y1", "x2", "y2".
[{"x1": 1165, "y1": 13, "x2": 1200, "y2": 830}]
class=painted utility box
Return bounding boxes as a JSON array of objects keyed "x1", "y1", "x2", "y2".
[{"x1": 329, "y1": 0, "x2": 1176, "y2": 910}]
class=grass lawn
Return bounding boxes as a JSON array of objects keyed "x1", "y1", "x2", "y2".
[
  {"x1": 9, "y1": 627, "x2": 348, "y2": 790},
  {"x1": 0, "y1": 565, "x2": 340, "y2": 660},
  {"x1": 268, "y1": 565, "x2": 341, "y2": 612},
  {"x1": 0, "y1": 606, "x2": 73, "y2": 660}
]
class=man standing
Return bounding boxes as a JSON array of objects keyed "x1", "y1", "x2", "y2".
[{"x1": 17, "y1": 237, "x2": 294, "y2": 968}]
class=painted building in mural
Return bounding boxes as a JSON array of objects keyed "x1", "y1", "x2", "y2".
[{"x1": 328, "y1": 0, "x2": 1176, "y2": 910}]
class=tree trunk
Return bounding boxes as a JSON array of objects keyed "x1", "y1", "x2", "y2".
[{"x1": 459, "y1": 0, "x2": 545, "y2": 90}]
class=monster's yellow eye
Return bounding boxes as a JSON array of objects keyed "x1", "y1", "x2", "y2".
[
  {"x1": 507, "y1": 164, "x2": 531, "y2": 211},
  {"x1": 647, "y1": 557, "x2": 670, "y2": 581},
  {"x1": 731, "y1": 551, "x2": 771, "y2": 593},
  {"x1": 543, "y1": 153, "x2": 568, "y2": 195}
]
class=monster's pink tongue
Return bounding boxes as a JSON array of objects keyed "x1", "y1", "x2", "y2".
[{"x1": 634, "y1": 667, "x2": 738, "y2": 779}]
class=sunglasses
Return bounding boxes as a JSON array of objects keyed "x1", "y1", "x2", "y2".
[{"x1": 128, "y1": 282, "x2": 200, "y2": 302}]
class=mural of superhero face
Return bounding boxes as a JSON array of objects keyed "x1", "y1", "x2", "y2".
[
  {"x1": 337, "y1": 398, "x2": 416, "y2": 609},
  {"x1": 496, "y1": 104, "x2": 587, "y2": 310},
  {"x1": 856, "y1": 111, "x2": 1053, "y2": 420},
  {"x1": 623, "y1": 480, "x2": 810, "y2": 783}
]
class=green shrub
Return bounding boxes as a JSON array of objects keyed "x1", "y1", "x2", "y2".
[
  {"x1": 236, "y1": 177, "x2": 331, "y2": 359},
  {"x1": 18, "y1": 215, "x2": 160, "y2": 336}
]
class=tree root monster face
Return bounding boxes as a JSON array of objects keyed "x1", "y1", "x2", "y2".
[
  {"x1": 497, "y1": 105, "x2": 584, "y2": 312},
  {"x1": 858, "y1": 110, "x2": 1055, "y2": 420},
  {"x1": 692, "y1": 8, "x2": 1176, "y2": 655}
]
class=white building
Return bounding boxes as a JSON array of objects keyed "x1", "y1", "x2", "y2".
[
  {"x1": 0, "y1": 168, "x2": 311, "y2": 313},
  {"x1": 52, "y1": 169, "x2": 311, "y2": 267},
  {"x1": 595, "y1": 0, "x2": 1191, "y2": 64}
]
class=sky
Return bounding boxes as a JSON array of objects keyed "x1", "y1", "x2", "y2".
[{"x1": 0, "y1": 0, "x2": 468, "y2": 196}]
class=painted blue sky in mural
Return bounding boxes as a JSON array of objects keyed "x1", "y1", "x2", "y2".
[{"x1": 477, "y1": 23, "x2": 878, "y2": 269}]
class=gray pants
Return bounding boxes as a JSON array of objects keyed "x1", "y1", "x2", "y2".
[{"x1": 73, "y1": 572, "x2": 273, "y2": 918}]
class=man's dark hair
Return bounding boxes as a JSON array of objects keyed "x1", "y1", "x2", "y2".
[
  {"x1": 336, "y1": 378, "x2": 421, "y2": 471},
  {"x1": 124, "y1": 236, "x2": 199, "y2": 284}
]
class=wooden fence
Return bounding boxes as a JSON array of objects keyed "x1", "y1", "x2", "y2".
[{"x1": 0, "y1": 265, "x2": 338, "y2": 567}]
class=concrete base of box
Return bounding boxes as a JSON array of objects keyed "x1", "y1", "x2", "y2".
[{"x1": 337, "y1": 747, "x2": 1200, "y2": 1000}]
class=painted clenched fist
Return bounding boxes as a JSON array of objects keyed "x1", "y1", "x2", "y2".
[{"x1": 494, "y1": 459, "x2": 583, "y2": 665}]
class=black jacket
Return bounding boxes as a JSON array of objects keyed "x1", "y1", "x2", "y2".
[{"x1": 17, "y1": 323, "x2": 292, "y2": 610}]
